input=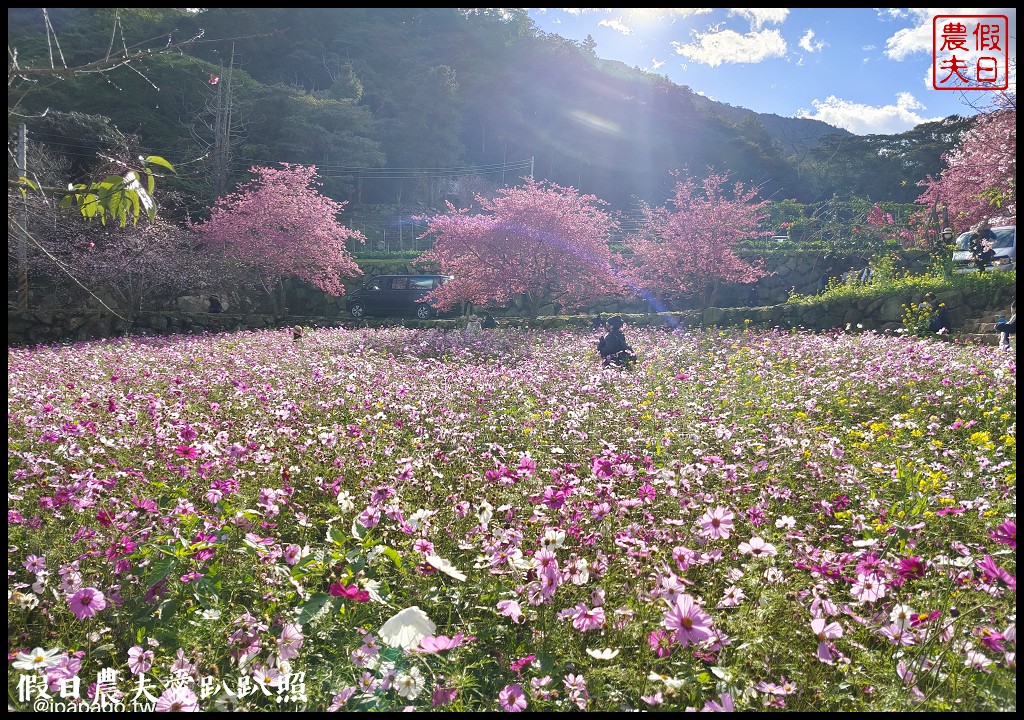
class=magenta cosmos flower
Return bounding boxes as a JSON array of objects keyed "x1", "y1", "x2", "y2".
[
  {"x1": 68, "y1": 587, "x2": 106, "y2": 620},
  {"x1": 989, "y1": 520, "x2": 1015, "y2": 549},
  {"x1": 498, "y1": 683, "x2": 527, "y2": 712},
  {"x1": 663, "y1": 593, "x2": 713, "y2": 647},
  {"x1": 329, "y1": 583, "x2": 370, "y2": 602}
]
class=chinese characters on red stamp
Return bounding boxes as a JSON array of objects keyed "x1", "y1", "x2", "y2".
[{"x1": 933, "y1": 14, "x2": 1009, "y2": 91}]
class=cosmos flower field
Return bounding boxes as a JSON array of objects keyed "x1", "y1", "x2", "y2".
[{"x1": 7, "y1": 325, "x2": 1016, "y2": 712}]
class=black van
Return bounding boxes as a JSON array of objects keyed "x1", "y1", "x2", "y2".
[{"x1": 346, "y1": 274, "x2": 453, "y2": 319}]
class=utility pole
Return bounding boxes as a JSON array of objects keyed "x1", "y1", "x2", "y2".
[{"x1": 17, "y1": 123, "x2": 29, "y2": 309}]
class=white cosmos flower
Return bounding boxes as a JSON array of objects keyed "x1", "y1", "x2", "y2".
[
  {"x1": 477, "y1": 500, "x2": 493, "y2": 526},
  {"x1": 647, "y1": 671, "x2": 688, "y2": 691},
  {"x1": 361, "y1": 578, "x2": 385, "y2": 604},
  {"x1": 541, "y1": 528, "x2": 567, "y2": 551},
  {"x1": 13, "y1": 647, "x2": 62, "y2": 670},
  {"x1": 394, "y1": 666, "x2": 425, "y2": 700},
  {"x1": 336, "y1": 490, "x2": 354, "y2": 511},
  {"x1": 379, "y1": 606, "x2": 436, "y2": 650},
  {"x1": 425, "y1": 554, "x2": 467, "y2": 582},
  {"x1": 585, "y1": 647, "x2": 620, "y2": 660}
]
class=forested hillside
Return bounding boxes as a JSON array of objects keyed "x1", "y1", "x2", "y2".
[{"x1": 8, "y1": 7, "x2": 974, "y2": 220}]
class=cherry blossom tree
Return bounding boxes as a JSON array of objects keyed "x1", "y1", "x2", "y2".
[
  {"x1": 415, "y1": 178, "x2": 623, "y2": 319},
  {"x1": 917, "y1": 102, "x2": 1016, "y2": 233},
  {"x1": 196, "y1": 163, "x2": 364, "y2": 314},
  {"x1": 624, "y1": 171, "x2": 769, "y2": 309}
]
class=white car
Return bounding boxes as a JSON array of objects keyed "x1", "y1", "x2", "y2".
[{"x1": 951, "y1": 226, "x2": 1016, "y2": 273}]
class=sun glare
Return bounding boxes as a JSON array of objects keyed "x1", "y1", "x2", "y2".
[{"x1": 568, "y1": 110, "x2": 622, "y2": 135}]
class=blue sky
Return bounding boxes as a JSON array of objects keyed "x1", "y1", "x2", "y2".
[{"x1": 526, "y1": 8, "x2": 1016, "y2": 135}]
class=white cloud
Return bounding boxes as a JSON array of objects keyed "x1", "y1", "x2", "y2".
[
  {"x1": 599, "y1": 18, "x2": 633, "y2": 36},
  {"x1": 673, "y1": 28, "x2": 787, "y2": 67},
  {"x1": 729, "y1": 8, "x2": 789, "y2": 29},
  {"x1": 796, "y1": 92, "x2": 945, "y2": 135},
  {"x1": 885, "y1": 22, "x2": 932, "y2": 61},
  {"x1": 799, "y1": 29, "x2": 825, "y2": 53},
  {"x1": 884, "y1": 8, "x2": 1017, "y2": 61}
]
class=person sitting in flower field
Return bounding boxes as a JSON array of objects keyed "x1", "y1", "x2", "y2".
[{"x1": 597, "y1": 315, "x2": 636, "y2": 369}]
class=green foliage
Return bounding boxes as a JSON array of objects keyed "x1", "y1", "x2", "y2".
[
  {"x1": 57, "y1": 157, "x2": 175, "y2": 227},
  {"x1": 901, "y1": 300, "x2": 942, "y2": 338},
  {"x1": 354, "y1": 250, "x2": 424, "y2": 260},
  {"x1": 786, "y1": 254, "x2": 1015, "y2": 308}
]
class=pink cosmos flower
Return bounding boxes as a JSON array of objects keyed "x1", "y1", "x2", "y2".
[
  {"x1": 497, "y1": 599, "x2": 525, "y2": 623},
  {"x1": 702, "y1": 692, "x2": 734, "y2": 711},
  {"x1": 563, "y1": 674, "x2": 589, "y2": 710},
  {"x1": 738, "y1": 536, "x2": 778, "y2": 558},
  {"x1": 641, "y1": 691, "x2": 664, "y2": 706},
  {"x1": 155, "y1": 685, "x2": 199, "y2": 712},
  {"x1": 126, "y1": 645, "x2": 154, "y2": 675},
  {"x1": 663, "y1": 593, "x2": 713, "y2": 647},
  {"x1": 570, "y1": 603, "x2": 606, "y2": 632},
  {"x1": 417, "y1": 632, "x2": 475, "y2": 653},
  {"x1": 879, "y1": 623, "x2": 916, "y2": 646},
  {"x1": 648, "y1": 629, "x2": 672, "y2": 658},
  {"x1": 433, "y1": 686, "x2": 458, "y2": 708},
  {"x1": 498, "y1": 683, "x2": 527, "y2": 712},
  {"x1": 45, "y1": 654, "x2": 81, "y2": 694},
  {"x1": 699, "y1": 506, "x2": 735, "y2": 540},
  {"x1": 977, "y1": 628, "x2": 1005, "y2": 652},
  {"x1": 327, "y1": 687, "x2": 357, "y2": 711},
  {"x1": 68, "y1": 587, "x2": 106, "y2": 620},
  {"x1": 850, "y1": 572, "x2": 886, "y2": 604},
  {"x1": 277, "y1": 622, "x2": 304, "y2": 660},
  {"x1": 718, "y1": 585, "x2": 746, "y2": 608},
  {"x1": 283, "y1": 544, "x2": 302, "y2": 565},
  {"x1": 23, "y1": 554, "x2": 46, "y2": 574},
  {"x1": 357, "y1": 506, "x2": 381, "y2": 528},
  {"x1": 811, "y1": 617, "x2": 843, "y2": 664}
]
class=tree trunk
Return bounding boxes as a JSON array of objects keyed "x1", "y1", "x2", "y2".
[{"x1": 278, "y1": 278, "x2": 288, "y2": 317}]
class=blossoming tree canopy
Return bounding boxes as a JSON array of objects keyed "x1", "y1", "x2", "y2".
[
  {"x1": 415, "y1": 178, "x2": 624, "y2": 318},
  {"x1": 624, "y1": 171, "x2": 769, "y2": 308},
  {"x1": 917, "y1": 103, "x2": 1016, "y2": 232},
  {"x1": 196, "y1": 163, "x2": 365, "y2": 304}
]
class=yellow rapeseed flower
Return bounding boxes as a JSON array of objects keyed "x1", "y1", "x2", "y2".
[{"x1": 969, "y1": 430, "x2": 992, "y2": 446}]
